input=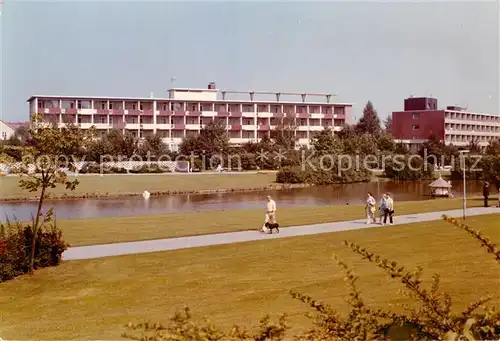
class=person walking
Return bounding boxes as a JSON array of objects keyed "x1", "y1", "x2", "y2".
[
  {"x1": 496, "y1": 179, "x2": 500, "y2": 208},
  {"x1": 378, "y1": 194, "x2": 387, "y2": 224},
  {"x1": 261, "y1": 195, "x2": 276, "y2": 232},
  {"x1": 483, "y1": 181, "x2": 490, "y2": 207},
  {"x1": 366, "y1": 192, "x2": 376, "y2": 224},
  {"x1": 384, "y1": 193, "x2": 394, "y2": 225}
]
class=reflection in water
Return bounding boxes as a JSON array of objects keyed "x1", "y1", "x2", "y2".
[{"x1": 0, "y1": 180, "x2": 485, "y2": 222}]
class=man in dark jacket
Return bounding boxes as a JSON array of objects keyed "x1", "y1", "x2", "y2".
[
  {"x1": 496, "y1": 180, "x2": 500, "y2": 207},
  {"x1": 483, "y1": 181, "x2": 490, "y2": 207}
]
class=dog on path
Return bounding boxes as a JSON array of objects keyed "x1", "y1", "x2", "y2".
[{"x1": 263, "y1": 222, "x2": 280, "y2": 234}]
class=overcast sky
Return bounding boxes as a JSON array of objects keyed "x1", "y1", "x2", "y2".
[{"x1": 1, "y1": 0, "x2": 498, "y2": 123}]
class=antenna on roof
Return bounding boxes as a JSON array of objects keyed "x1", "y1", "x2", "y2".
[
  {"x1": 149, "y1": 92, "x2": 154, "y2": 99},
  {"x1": 170, "y1": 76, "x2": 176, "y2": 86}
]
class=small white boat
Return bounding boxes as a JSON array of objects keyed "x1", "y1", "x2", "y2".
[{"x1": 142, "y1": 190, "x2": 150, "y2": 199}]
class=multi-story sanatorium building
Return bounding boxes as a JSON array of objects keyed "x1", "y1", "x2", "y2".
[
  {"x1": 27, "y1": 82, "x2": 351, "y2": 150},
  {"x1": 392, "y1": 96, "x2": 500, "y2": 152}
]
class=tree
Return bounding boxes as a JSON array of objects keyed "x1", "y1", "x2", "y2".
[
  {"x1": 337, "y1": 124, "x2": 357, "y2": 140},
  {"x1": 270, "y1": 112, "x2": 297, "y2": 150},
  {"x1": 467, "y1": 138, "x2": 482, "y2": 154},
  {"x1": 19, "y1": 116, "x2": 92, "y2": 274},
  {"x1": 394, "y1": 142, "x2": 409, "y2": 155},
  {"x1": 139, "y1": 133, "x2": 168, "y2": 159},
  {"x1": 419, "y1": 134, "x2": 445, "y2": 167},
  {"x1": 485, "y1": 139, "x2": 500, "y2": 156},
  {"x1": 377, "y1": 133, "x2": 395, "y2": 152},
  {"x1": 179, "y1": 120, "x2": 230, "y2": 169},
  {"x1": 310, "y1": 127, "x2": 343, "y2": 155},
  {"x1": 384, "y1": 116, "x2": 392, "y2": 133},
  {"x1": 14, "y1": 125, "x2": 29, "y2": 144},
  {"x1": 86, "y1": 130, "x2": 139, "y2": 161},
  {"x1": 355, "y1": 101, "x2": 382, "y2": 136},
  {"x1": 107, "y1": 130, "x2": 139, "y2": 158},
  {"x1": 442, "y1": 144, "x2": 459, "y2": 166}
]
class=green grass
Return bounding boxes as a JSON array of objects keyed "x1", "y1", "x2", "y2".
[
  {"x1": 56, "y1": 197, "x2": 487, "y2": 247},
  {"x1": 0, "y1": 214, "x2": 498, "y2": 340},
  {"x1": 0, "y1": 173, "x2": 277, "y2": 199}
]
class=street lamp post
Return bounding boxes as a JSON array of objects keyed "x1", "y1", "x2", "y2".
[{"x1": 459, "y1": 150, "x2": 470, "y2": 220}]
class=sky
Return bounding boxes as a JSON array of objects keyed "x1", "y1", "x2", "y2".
[{"x1": 1, "y1": 0, "x2": 499, "y2": 123}]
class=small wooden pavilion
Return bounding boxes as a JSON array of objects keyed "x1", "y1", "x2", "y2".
[{"x1": 429, "y1": 176, "x2": 453, "y2": 197}]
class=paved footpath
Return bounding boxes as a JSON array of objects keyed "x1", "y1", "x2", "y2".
[{"x1": 63, "y1": 207, "x2": 499, "y2": 261}]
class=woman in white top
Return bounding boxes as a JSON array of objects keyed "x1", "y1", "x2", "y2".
[{"x1": 365, "y1": 192, "x2": 376, "y2": 224}]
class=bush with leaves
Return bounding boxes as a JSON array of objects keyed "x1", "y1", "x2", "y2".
[
  {"x1": 129, "y1": 164, "x2": 170, "y2": 174},
  {"x1": 276, "y1": 156, "x2": 372, "y2": 185},
  {"x1": 122, "y1": 216, "x2": 499, "y2": 341},
  {"x1": 0, "y1": 210, "x2": 68, "y2": 283},
  {"x1": 123, "y1": 307, "x2": 288, "y2": 341},
  {"x1": 384, "y1": 155, "x2": 434, "y2": 180}
]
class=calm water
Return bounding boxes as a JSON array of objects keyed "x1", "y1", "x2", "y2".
[{"x1": 0, "y1": 180, "x2": 485, "y2": 222}]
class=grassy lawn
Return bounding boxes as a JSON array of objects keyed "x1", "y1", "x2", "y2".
[
  {"x1": 0, "y1": 173, "x2": 277, "y2": 199},
  {"x1": 56, "y1": 197, "x2": 488, "y2": 247},
  {"x1": 0, "y1": 214, "x2": 498, "y2": 340}
]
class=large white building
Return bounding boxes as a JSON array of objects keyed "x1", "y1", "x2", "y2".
[{"x1": 27, "y1": 83, "x2": 351, "y2": 150}]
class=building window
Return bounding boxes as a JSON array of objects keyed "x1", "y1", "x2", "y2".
[
  {"x1": 139, "y1": 104, "x2": 143, "y2": 111},
  {"x1": 412, "y1": 124, "x2": 420, "y2": 130},
  {"x1": 101, "y1": 102, "x2": 106, "y2": 110},
  {"x1": 334, "y1": 107, "x2": 345, "y2": 116},
  {"x1": 2, "y1": 132, "x2": 6, "y2": 139},
  {"x1": 109, "y1": 103, "x2": 113, "y2": 110},
  {"x1": 412, "y1": 113, "x2": 420, "y2": 119}
]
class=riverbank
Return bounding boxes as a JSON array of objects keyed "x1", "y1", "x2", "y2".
[
  {"x1": 0, "y1": 172, "x2": 282, "y2": 202},
  {"x1": 54, "y1": 197, "x2": 487, "y2": 246},
  {"x1": 0, "y1": 169, "x2": 446, "y2": 203},
  {"x1": 1, "y1": 213, "x2": 498, "y2": 340}
]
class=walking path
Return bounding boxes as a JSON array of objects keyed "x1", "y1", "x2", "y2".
[{"x1": 62, "y1": 207, "x2": 499, "y2": 261}]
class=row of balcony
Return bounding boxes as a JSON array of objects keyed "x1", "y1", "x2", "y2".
[
  {"x1": 34, "y1": 99, "x2": 346, "y2": 115},
  {"x1": 36, "y1": 108, "x2": 344, "y2": 119},
  {"x1": 41, "y1": 114, "x2": 343, "y2": 127},
  {"x1": 445, "y1": 112, "x2": 500, "y2": 122},
  {"x1": 445, "y1": 124, "x2": 500, "y2": 133},
  {"x1": 445, "y1": 134, "x2": 499, "y2": 143},
  {"x1": 60, "y1": 122, "x2": 337, "y2": 132}
]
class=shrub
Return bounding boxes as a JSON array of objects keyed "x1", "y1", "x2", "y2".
[
  {"x1": 0, "y1": 214, "x2": 68, "y2": 282},
  {"x1": 276, "y1": 157, "x2": 372, "y2": 185},
  {"x1": 110, "y1": 167, "x2": 128, "y2": 174},
  {"x1": 240, "y1": 153, "x2": 257, "y2": 171},
  {"x1": 129, "y1": 164, "x2": 169, "y2": 174},
  {"x1": 275, "y1": 166, "x2": 307, "y2": 184},
  {"x1": 0, "y1": 152, "x2": 16, "y2": 164},
  {"x1": 384, "y1": 155, "x2": 434, "y2": 180},
  {"x1": 79, "y1": 162, "x2": 104, "y2": 174}
]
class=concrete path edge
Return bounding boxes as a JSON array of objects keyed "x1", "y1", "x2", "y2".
[{"x1": 62, "y1": 207, "x2": 499, "y2": 261}]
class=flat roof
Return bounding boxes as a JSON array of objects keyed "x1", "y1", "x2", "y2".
[
  {"x1": 27, "y1": 94, "x2": 353, "y2": 106},
  {"x1": 393, "y1": 109, "x2": 499, "y2": 116}
]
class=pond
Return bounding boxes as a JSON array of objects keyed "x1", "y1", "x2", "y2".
[{"x1": 0, "y1": 180, "x2": 486, "y2": 222}]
